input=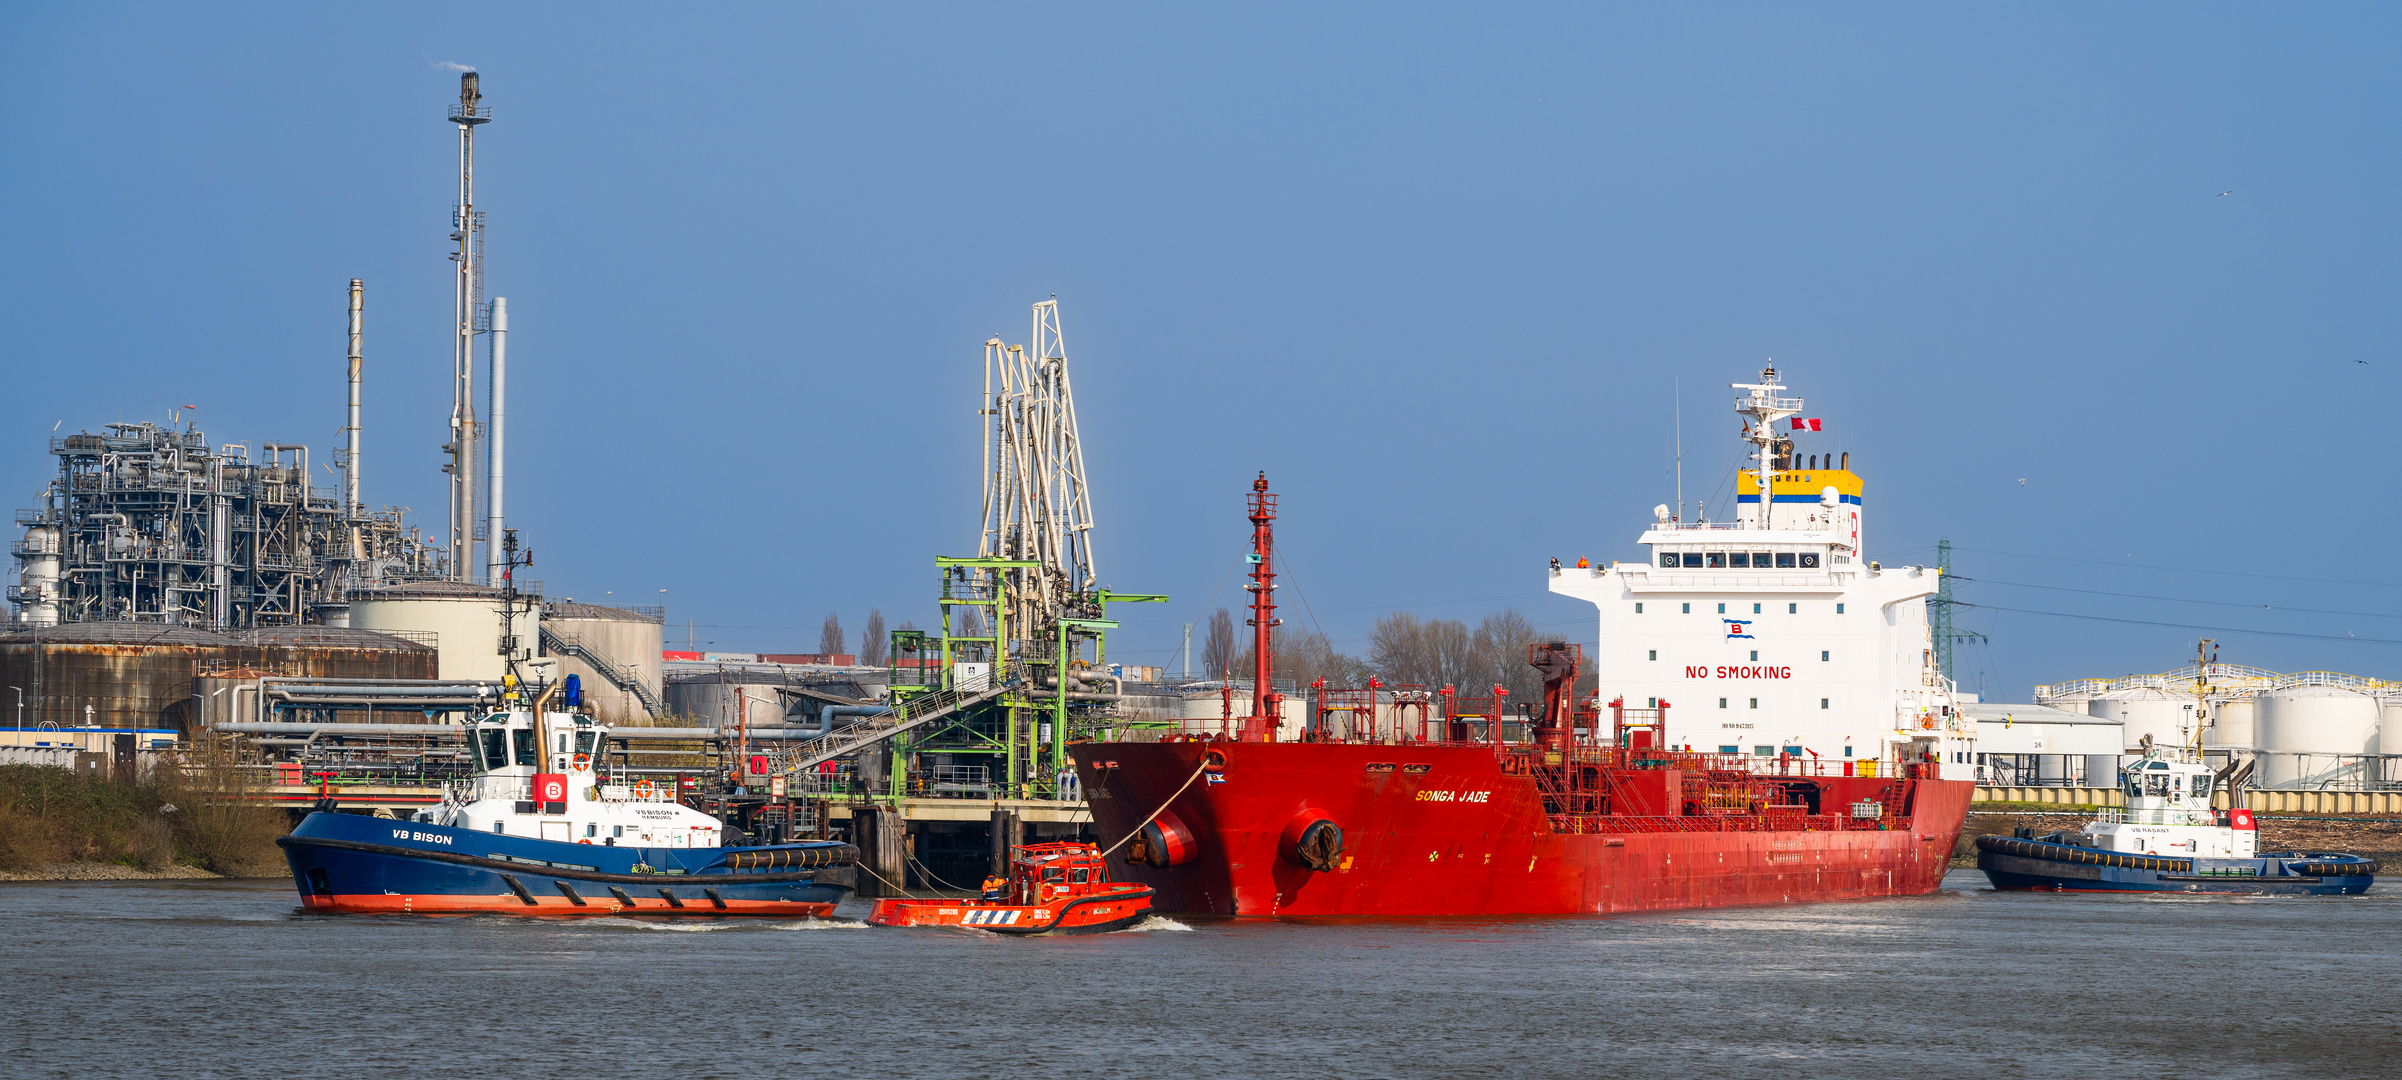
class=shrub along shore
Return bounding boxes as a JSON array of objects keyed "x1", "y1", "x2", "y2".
[{"x1": 0, "y1": 762, "x2": 291, "y2": 879}]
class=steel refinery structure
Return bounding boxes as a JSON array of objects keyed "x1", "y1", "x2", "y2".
[{"x1": 750, "y1": 300, "x2": 1167, "y2": 804}]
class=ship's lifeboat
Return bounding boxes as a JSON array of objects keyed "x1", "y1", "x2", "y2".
[{"x1": 868, "y1": 841, "x2": 1156, "y2": 936}]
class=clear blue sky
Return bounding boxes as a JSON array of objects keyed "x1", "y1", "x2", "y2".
[{"x1": 6, "y1": 5, "x2": 2399, "y2": 698}]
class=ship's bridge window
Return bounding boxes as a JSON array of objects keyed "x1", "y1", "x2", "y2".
[
  {"x1": 1070, "y1": 868, "x2": 1090, "y2": 884},
  {"x1": 2125, "y1": 776, "x2": 2142, "y2": 799},
  {"x1": 576, "y1": 731, "x2": 598, "y2": 757},
  {"x1": 1681, "y1": 553, "x2": 1703, "y2": 569},
  {"x1": 1798, "y1": 553, "x2": 1821, "y2": 568},
  {"x1": 1706, "y1": 552, "x2": 1727, "y2": 568},
  {"x1": 477, "y1": 729, "x2": 508, "y2": 772},
  {"x1": 511, "y1": 729, "x2": 537, "y2": 767},
  {"x1": 1730, "y1": 552, "x2": 1750, "y2": 568},
  {"x1": 2144, "y1": 774, "x2": 2169, "y2": 797},
  {"x1": 2191, "y1": 775, "x2": 2211, "y2": 799},
  {"x1": 1775, "y1": 553, "x2": 1797, "y2": 568},
  {"x1": 1660, "y1": 552, "x2": 1676, "y2": 568}
]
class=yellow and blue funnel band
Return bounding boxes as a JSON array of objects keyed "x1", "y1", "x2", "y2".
[{"x1": 1736, "y1": 469, "x2": 1863, "y2": 505}]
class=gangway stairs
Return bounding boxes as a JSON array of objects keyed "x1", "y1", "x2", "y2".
[
  {"x1": 770, "y1": 677, "x2": 1014, "y2": 777},
  {"x1": 540, "y1": 625, "x2": 664, "y2": 717}
]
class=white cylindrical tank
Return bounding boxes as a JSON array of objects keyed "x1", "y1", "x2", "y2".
[
  {"x1": 15, "y1": 525, "x2": 61, "y2": 627},
  {"x1": 543, "y1": 601, "x2": 665, "y2": 725},
  {"x1": 2381, "y1": 700, "x2": 2402, "y2": 784},
  {"x1": 2088, "y1": 688, "x2": 2200, "y2": 751},
  {"x1": 2254, "y1": 685, "x2": 2379, "y2": 789},
  {"x1": 2083, "y1": 754, "x2": 2122, "y2": 789},
  {"x1": 349, "y1": 581, "x2": 538, "y2": 682},
  {"x1": 2203, "y1": 694, "x2": 2256, "y2": 751}
]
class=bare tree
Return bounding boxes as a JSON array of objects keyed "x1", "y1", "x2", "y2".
[
  {"x1": 861, "y1": 609, "x2": 888, "y2": 666},
  {"x1": 819, "y1": 612, "x2": 844, "y2": 656},
  {"x1": 953, "y1": 605, "x2": 984, "y2": 640},
  {"x1": 1470, "y1": 608, "x2": 1543, "y2": 701},
  {"x1": 1202, "y1": 607, "x2": 1236, "y2": 678}
]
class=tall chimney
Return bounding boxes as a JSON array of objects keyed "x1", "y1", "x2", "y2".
[
  {"x1": 485, "y1": 296, "x2": 506, "y2": 585},
  {"x1": 345, "y1": 278, "x2": 364, "y2": 518}
]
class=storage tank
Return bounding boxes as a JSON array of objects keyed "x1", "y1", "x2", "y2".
[
  {"x1": 666, "y1": 670, "x2": 874, "y2": 729},
  {"x1": 348, "y1": 581, "x2": 537, "y2": 681},
  {"x1": 542, "y1": 601, "x2": 664, "y2": 725},
  {"x1": 2254, "y1": 685, "x2": 2379, "y2": 789},
  {"x1": 2381, "y1": 698, "x2": 2402, "y2": 784},
  {"x1": 2202, "y1": 694, "x2": 2256, "y2": 751},
  {"x1": 0, "y1": 622, "x2": 233, "y2": 729},
  {"x1": 2087, "y1": 687, "x2": 2199, "y2": 751}
]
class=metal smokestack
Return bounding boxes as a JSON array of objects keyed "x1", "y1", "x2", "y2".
[
  {"x1": 485, "y1": 297, "x2": 505, "y2": 585},
  {"x1": 345, "y1": 278, "x2": 363, "y2": 518},
  {"x1": 445, "y1": 68, "x2": 492, "y2": 582}
]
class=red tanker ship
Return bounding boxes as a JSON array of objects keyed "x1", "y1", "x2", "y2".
[{"x1": 1069, "y1": 367, "x2": 1979, "y2": 917}]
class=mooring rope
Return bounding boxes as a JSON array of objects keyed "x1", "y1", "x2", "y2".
[{"x1": 1094, "y1": 754, "x2": 1213, "y2": 861}]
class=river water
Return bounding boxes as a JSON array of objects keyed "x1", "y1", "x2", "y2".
[{"x1": 5, "y1": 870, "x2": 2395, "y2": 1078}]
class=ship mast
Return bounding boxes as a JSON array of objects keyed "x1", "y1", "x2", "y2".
[
  {"x1": 1731, "y1": 364, "x2": 1800, "y2": 529},
  {"x1": 1245, "y1": 472, "x2": 1280, "y2": 742}
]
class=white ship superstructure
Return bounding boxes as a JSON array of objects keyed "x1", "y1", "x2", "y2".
[{"x1": 1552, "y1": 366, "x2": 1978, "y2": 780}]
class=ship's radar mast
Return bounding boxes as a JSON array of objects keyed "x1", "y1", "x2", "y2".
[{"x1": 1730, "y1": 364, "x2": 1801, "y2": 528}]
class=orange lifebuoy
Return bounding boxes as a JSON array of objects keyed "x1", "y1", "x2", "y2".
[
  {"x1": 632, "y1": 779, "x2": 656, "y2": 798},
  {"x1": 578, "y1": 839, "x2": 593, "y2": 845},
  {"x1": 572, "y1": 753, "x2": 592, "y2": 770}
]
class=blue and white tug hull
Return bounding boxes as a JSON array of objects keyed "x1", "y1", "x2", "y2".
[
  {"x1": 1976, "y1": 835, "x2": 2375, "y2": 896},
  {"x1": 279, "y1": 812, "x2": 856, "y2": 916}
]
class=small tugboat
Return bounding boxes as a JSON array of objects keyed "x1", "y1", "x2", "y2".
[
  {"x1": 868, "y1": 841, "x2": 1154, "y2": 935},
  {"x1": 277, "y1": 673, "x2": 857, "y2": 917},
  {"x1": 1977, "y1": 740, "x2": 2376, "y2": 896}
]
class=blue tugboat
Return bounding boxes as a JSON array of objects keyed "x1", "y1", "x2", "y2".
[
  {"x1": 279, "y1": 677, "x2": 854, "y2": 917},
  {"x1": 1977, "y1": 746, "x2": 2375, "y2": 896}
]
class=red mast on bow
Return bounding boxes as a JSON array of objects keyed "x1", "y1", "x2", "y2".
[{"x1": 1245, "y1": 472, "x2": 1280, "y2": 742}]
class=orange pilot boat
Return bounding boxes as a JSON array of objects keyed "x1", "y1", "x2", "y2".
[{"x1": 868, "y1": 842, "x2": 1155, "y2": 935}]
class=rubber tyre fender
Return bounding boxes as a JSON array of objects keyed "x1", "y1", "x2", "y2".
[
  {"x1": 1281, "y1": 812, "x2": 1344, "y2": 872},
  {"x1": 1132, "y1": 808, "x2": 1199, "y2": 868}
]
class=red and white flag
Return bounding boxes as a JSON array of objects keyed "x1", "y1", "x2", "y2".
[{"x1": 1788, "y1": 418, "x2": 1822, "y2": 431}]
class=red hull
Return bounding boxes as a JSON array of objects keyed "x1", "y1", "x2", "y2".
[{"x1": 1070, "y1": 741, "x2": 1972, "y2": 917}]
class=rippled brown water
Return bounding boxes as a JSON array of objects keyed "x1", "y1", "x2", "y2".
[{"x1": 5, "y1": 871, "x2": 2396, "y2": 1078}]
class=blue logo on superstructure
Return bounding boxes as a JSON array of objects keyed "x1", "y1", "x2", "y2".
[{"x1": 1723, "y1": 619, "x2": 1754, "y2": 639}]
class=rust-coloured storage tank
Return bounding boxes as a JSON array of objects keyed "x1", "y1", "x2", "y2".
[
  {"x1": 0, "y1": 623, "x2": 234, "y2": 730},
  {"x1": 0, "y1": 622, "x2": 440, "y2": 734}
]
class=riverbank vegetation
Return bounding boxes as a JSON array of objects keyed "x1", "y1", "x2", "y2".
[{"x1": 0, "y1": 756, "x2": 289, "y2": 876}]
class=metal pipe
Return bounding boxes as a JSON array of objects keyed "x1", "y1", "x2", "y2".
[
  {"x1": 217, "y1": 723, "x2": 467, "y2": 736},
  {"x1": 266, "y1": 685, "x2": 495, "y2": 698},
  {"x1": 784, "y1": 703, "x2": 890, "y2": 741},
  {"x1": 484, "y1": 296, "x2": 505, "y2": 583}
]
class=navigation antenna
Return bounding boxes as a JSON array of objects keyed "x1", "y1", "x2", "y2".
[{"x1": 1730, "y1": 364, "x2": 1800, "y2": 529}]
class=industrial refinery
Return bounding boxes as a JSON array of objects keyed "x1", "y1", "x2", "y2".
[{"x1": 5, "y1": 68, "x2": 2399, "y2": 913}]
